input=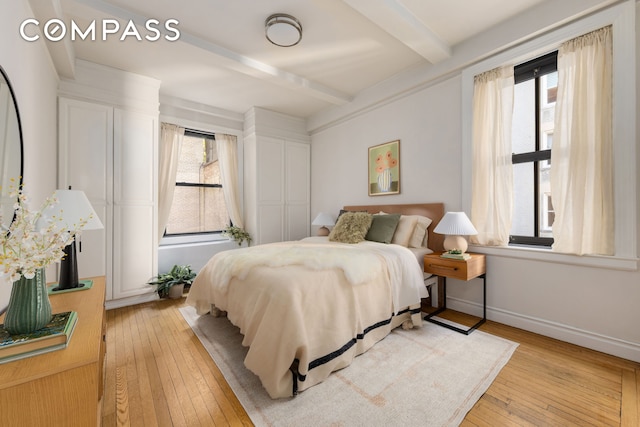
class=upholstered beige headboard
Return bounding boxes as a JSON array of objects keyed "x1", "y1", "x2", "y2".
[{"x1": 342, "y1": 203, "x2": 445, "y2": 252}]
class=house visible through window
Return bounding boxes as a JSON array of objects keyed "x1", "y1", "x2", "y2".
[
  {"x1": 164, "y1": 130, "x2": 229, "y2": 236},
  {"x1": 510, "y1": 51, "x2": 557, "y2": 246}
]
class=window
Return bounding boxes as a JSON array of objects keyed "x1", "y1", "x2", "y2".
[
  {"x1": 463, "y1": 4, "x2": 636, "y2": 267},
  {"x1": 510, "y1": 51, "x2": 557, "y2": 246},
  {"x1": 164, "y1": 130, "x2": 229, "y2": 236}
]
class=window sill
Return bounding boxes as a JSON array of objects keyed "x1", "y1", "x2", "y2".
[
  {"x1": 160, "y1": 233, "x2": 229, "y2": 246},
  {"x1": 469, "y1": 244, "x2": 638, "y2": 271}
]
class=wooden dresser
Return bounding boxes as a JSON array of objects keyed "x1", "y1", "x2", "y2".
[{"x1": 0, "y1": 276, "x2": 106, "y2": 426}]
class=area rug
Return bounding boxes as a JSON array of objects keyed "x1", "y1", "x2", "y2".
[{"x1": 180, "y1": 306, "x2": 518, "y2": 427}]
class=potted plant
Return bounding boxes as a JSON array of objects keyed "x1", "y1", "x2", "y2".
[
  {"x1": 222, "y1": 225, "x2": 252, "y2": 246},
  {"x1": 148, "y1": 264, "x2": 196, "y2": 299}
]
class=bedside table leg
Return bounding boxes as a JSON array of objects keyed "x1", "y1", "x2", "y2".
[
  {"x1": 424, "y1": 274, "x2": 486, "y2": 335},
  {"x1": 424, "y1": 277, "x2": 446, "y2": 319}
]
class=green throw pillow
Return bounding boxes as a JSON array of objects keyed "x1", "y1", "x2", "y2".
[{"x1": 365, "y1": 213, "x2": 401, "y2": 244}]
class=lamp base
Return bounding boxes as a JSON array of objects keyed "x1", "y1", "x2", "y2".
[
  {"x1": 56, "y1": 241, "x2": 80, "y2": 291},
  {"x1": 50, "y1": 283, "x2": 86, "y2": 293},
  {"x1": 49, "y1": 279, "x2": 93, "y2": 294},
  {"x1": 443, "y1": 235, "x2": 469, "y2": 253},
  {"x1": 317, "y1": 226, "x2": 330, "y2": 236}
]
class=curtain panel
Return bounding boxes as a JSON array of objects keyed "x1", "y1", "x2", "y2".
[
  {"x1": 215, "y1": 134, "x2": 244, "y2": 229},
  {"x1": 158, "y1": 123, "x2": 185, "y2": 245},
  {"x1": 470, "y1": 66, "x2": 514, "y2": 246},
  {"x1": 550, "y1": 25, "x2": 613, "y2": 255}
]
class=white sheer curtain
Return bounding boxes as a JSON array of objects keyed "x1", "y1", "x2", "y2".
[
  {"x1": 551, "y1": 26, "x2": 613, "y2": 255},
  {"x1": 215, "y1": 134, "x2": 244, "y2": 229},
  {"x1": 157, "y1": 123, "x2": 185, "y2": 244},
  {"x1": 470, "y1": 66, "x2": 514, "y2": 246}
]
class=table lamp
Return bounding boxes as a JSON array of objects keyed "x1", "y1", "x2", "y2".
[
  {"x1": 49, "y1": 189, "x2": 104, "y2": 291},
  {"x1": 312, "y1": 212, "x2": 335, "y2": 236},
  {"x1": 433, "y1": 211, "x2": 478, "y2": 253}
]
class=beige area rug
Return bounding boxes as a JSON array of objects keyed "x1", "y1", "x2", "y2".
[{"x1": 180, "y1": 306, "x2": 518, "y2": 427}]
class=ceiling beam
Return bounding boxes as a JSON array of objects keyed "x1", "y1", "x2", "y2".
[
  {"x1": 28, "y1": 0, "x2": 76, "y2": 78},
  {"x1": 342, "y1": 0, "x2": 452, "y2": 64},
  {"x1": 72, "y1": 0, "x2": 352, "y2": 105}
]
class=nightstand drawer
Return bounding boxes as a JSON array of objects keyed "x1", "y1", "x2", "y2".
[{"x1": 424, "y1": 253, "x2": 486, "y2": 281}]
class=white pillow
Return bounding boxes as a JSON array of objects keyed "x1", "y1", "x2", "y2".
[
  {"x1": 407, "y1": 215, "x2": 433, "y2": 248},
  {"x1": 391, "y1": 215, "x2": 419, "y2": 247}
]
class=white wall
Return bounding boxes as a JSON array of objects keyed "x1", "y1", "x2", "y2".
[
  {"x1": 310, "y1": 2, "x2": 640, "y2": 361},
  {"x1": 0, "y1": 1, "x2": 60, "y2": 311},
  {"x1": 311, "y1": 76, "x2": 462, "y2": 226}
]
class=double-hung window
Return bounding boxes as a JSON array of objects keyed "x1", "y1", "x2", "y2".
[
  {"x1": 510, "y1": 51, "x2": 557, "y2": 247},
  {"x1": 164, "y1": 130, "x2": 229, "y2": 236},
  {"x1": 464, "y1": 4, "x2": 636, "y2": 266}
]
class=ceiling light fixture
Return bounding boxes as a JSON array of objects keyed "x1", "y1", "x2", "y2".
[{"x1": 265, "y1": 13, "x2": 302, "y2": 47}]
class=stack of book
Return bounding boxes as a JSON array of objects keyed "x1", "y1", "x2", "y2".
[
  {"x1": 0, "y1": 311, "x2": 77, "y2": 364},
  {"x1": 440, "y1": 251, "x2": 471, "y2": 260}
]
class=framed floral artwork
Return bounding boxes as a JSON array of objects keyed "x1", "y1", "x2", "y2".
[{"x1": 368, "y1": 140, "x2": 400, "y2": 196}]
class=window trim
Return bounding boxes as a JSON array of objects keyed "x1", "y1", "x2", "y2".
[{"x1": 461, "y1": 2, "x2": 637, "y2": 269}]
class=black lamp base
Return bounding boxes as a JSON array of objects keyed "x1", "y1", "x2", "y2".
[{"x1": 52, "y1": 241, "x2": 81, "y2": 292}]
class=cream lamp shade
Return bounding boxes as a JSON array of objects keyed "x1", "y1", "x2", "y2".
[
  {"x1": 433, "y1": 211, "x2": 477, "y2": 253},
  {"x1": 49, "y1": 189, "x2": 104, "y2": 231},
  {"x1": 312, "y1": 212, "x2": 335, "y2": 236}
]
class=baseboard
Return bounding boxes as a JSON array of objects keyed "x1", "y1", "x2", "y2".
[
  {"x1": 105, "y1": 292, "x2": 159, "y2": 310},
  {"x1": 447, "y1": 297, "x2": 640, "y2": 363}
]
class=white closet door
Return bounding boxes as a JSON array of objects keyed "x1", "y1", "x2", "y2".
[
  {"x1": 58, "y1": 98, "x2": 112, "y2": 295},
  {"x1": 285, "y1": 141, "x2": 310, "y2": 241},
  {"x1": 111, "y1": 109, "x2": 157, "y2": 300},
  {"x1": 257, "y1": 136, "x2": 285, "y2": 244}
]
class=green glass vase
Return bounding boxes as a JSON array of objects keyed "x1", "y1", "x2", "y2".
[{"x1": 3, "y1": 268, "x2": 52, "y2": 334}]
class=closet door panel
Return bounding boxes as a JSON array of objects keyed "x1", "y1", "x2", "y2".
[
  {"x1": 285, "y1": 142, "x2": 310, "y2": 205},
  {"x1": 58, "y1": 99, "x2": 112, "y2": 202},
  {"x1": 257, "y1": 137, "x2": 284, "y2": 204},
  {"x1": 286, "y1": 204, "x2": 309, "y2": 241},
  {"x1": 112, "y1": 205, "x2": 155, "y2": 299},
  {"x1": 58, "y1": 98, "x2": 111, "y2": 284},
  {"x1": 111, "y1": 109, "x2": 157, "y2": 300},
  {"x1": 113, "y1": 109, "x2": 157, "y2": 204},
  {"x1": 258, "y1": 204, "x2": 284, "y2": 244}
]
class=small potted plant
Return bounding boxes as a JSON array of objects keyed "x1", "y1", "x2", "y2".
[
  {"x1": 148, "y1": 264, "x2": 196, "y2": 299},
  {"x1": 222, "y1": 225, "x2": 252, "y2": 246}
]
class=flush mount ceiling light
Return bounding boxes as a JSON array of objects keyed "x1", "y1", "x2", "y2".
[{"x1": 265, "y1": 13, "x2": 302, "y2": 47}]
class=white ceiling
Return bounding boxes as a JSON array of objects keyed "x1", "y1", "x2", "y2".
[{"x1": 34, "y1": 0, "x2": 551, "y2": 119}]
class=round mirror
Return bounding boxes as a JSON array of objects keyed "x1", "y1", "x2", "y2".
[{"x1": 0, "y1": 66, "x2": 24, "y2": 229}]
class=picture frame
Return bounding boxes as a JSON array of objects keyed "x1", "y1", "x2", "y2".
[{"x1": 368, "y1": 140, "x2": 400, "y2": 196}]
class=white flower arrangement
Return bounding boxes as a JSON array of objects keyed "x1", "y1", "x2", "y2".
[{"x1": 0, "y1": 180, "x2": 89, "y2": 282}]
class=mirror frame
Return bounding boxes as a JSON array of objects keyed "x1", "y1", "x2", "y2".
[{"x1": 0, "y1": 65, "x2": 24, "y2": 225}]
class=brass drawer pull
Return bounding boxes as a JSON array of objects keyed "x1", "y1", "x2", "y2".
[{"x1": 429, "y1": 264, "x2": 458, "y2": 271}]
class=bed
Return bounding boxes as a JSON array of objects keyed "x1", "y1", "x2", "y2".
[{"x1": 185, "y1": 203, "x2": 444, "y2": 398}]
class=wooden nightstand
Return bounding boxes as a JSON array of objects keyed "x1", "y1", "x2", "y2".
[{"x1": 423, "y1": 252, "x2": 486, "y2": 334}]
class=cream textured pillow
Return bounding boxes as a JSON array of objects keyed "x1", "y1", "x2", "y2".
[
  {"x1": 408, "y1": 215, "x2": 433, "y2": 248},
  {"x1": 391, "y1": 215, "x2": 419, "y2": 247},
  {"x1": 329, "y1": 212, "x2": 373, "y2": 244}
]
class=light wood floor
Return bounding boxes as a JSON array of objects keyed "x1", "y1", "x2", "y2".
[{"x1": 102, "y1": 298, "x2": 640, "y2": 426}]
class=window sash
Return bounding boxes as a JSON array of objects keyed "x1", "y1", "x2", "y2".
[
  {"x1": 164, "y1": 129, "x2": 229, "y2": 237},
  {"x1": 510, "y1": 52, "x2": 557, "y2": 247}
]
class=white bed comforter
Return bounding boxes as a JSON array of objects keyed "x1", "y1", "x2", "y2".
[{"x1": 185, "y1": 237, "x2": 427, "y2": 398}]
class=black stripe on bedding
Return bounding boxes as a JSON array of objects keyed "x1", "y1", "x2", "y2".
[{"x1": 291, "y1": 307, "x2": 420, "y2": 391}]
